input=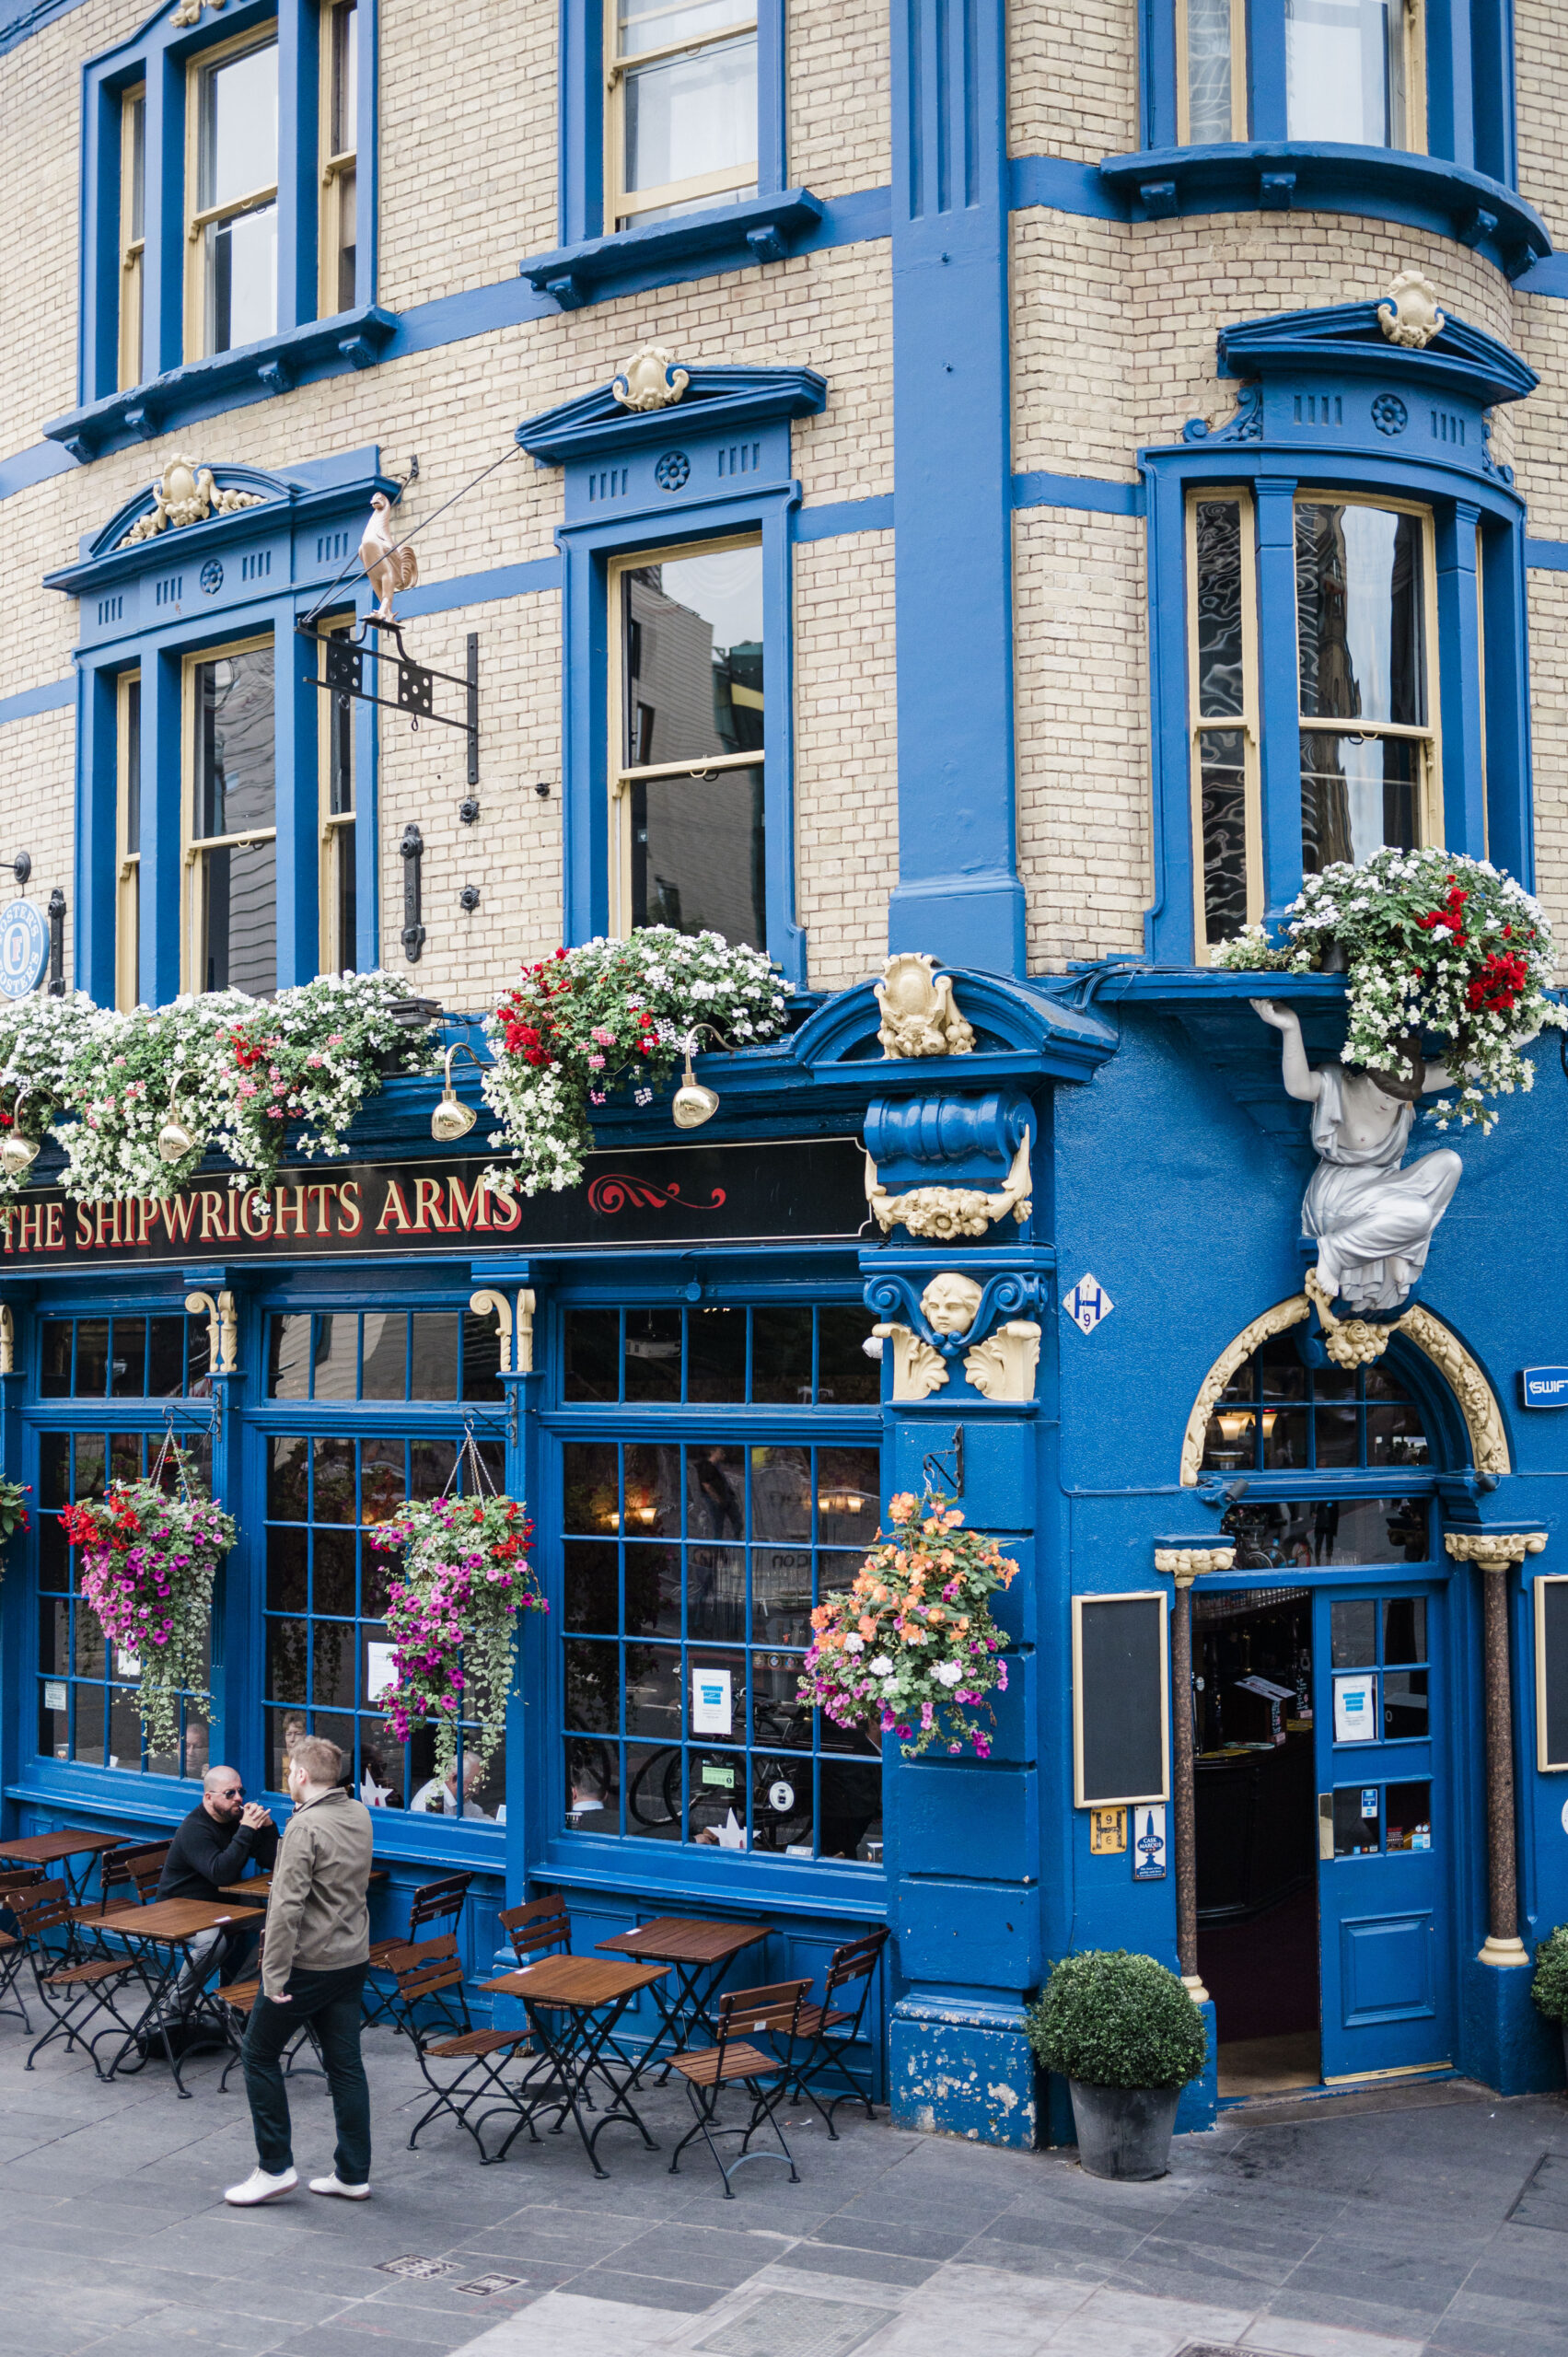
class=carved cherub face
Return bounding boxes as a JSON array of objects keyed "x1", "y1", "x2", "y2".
[{"x1": 921, "y1": 1271, "x2": 983, "y2": 1336}]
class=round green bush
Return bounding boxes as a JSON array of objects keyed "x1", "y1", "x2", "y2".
[
  {"x1": 1531, "y1": 1926, "x2": 1568, "y2": 2022},
  {"x1": 1025, "y1": 1949, "x2": 1208, "y2": 2091}
]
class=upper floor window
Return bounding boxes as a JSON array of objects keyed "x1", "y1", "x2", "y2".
[
  {"x1": 118, "y1": 86, "x2": 146, "y2": 390},
  {"x1": 1189, "y1": 488, "x2": 1436, "y2": 953},
  {"x1": 611, "y1": 536, "x2": 766, "y2": 950},
  {"x1": 319, "y1": 619, "x2": 358, "y2": 974},
  {"x1": 188, "y1": 30, "x2": 280, "y2": 359},
  {"x1": 184, "y1": 637, "x2": 277, "y2": 996},
  {"x1": 116, "y1": 670, "x2": 142, "y2": 1011},
  {"x1": 319, "y1": 0, "x2": 358, "y2": 314},
  {"x1": 609, "y1": 0, "x2": 758, "y2": 228},
  {"x1": 1177, "y1": 0, "x2": 1426, "y2": 151}
]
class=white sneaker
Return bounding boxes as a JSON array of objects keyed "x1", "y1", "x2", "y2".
[
  {"x1": 225, "y1": 2166, "x2": 297, "y2": 2206},
  {"x1": 309, "y1": 2175, "x2": 371, "y2": 2199}
]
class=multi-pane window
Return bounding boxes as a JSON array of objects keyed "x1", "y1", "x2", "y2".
[
  {"x1": 187, "y1": 30, "x2": 279, "y2": 359},
  {"x1": 564, "y1": 1305, "x2": 879, "y2": 1407},
  {"x1": 263, "y1": 1431, "x2": 505, "y2": 1813},
  {"x1": 608, "y1": 0, "x2": 758, "y2": 229},
  {"x1": 611, "y1": 539, "x2": 766, "y2": 951},
  {"x1": 266, "y1": 1311, "x2": 503, "y2": 1402},
  {"x1": 38, "y1": 1427, "x2": 215, "y2": 1780},
  {"x1": 319, "y1": 621, "x2": 357, "y2": 972},
  {"x1": 562, "y1": 1440, "x2": 882, "y2": 1862},
  {"x1": 118, "y1": 85, "x2": 146, "y2": 389},
  {"x1": 1284, "y1": 0, "x2": 1421, "y2": 147},
  {"x1": 1202, "y1": 1337, "x2": 1431, "y2": 1479},
  {"x1": 185, "y1": 639, "x2": 276, "y2": 996},
  {"x1": 1178, "y1": 0, "x2": 1248, "y2": 140},
  {"x1": 1187, "y1": 490, "x2": 1439, "y2": 956},
  {"x1": 1188, "y1": 494, "x2": 1260, "y2": 952},
  {"x1": 1296, "y1": 499, "x2": 1434, "y2": 875},
  {"x1": 116, "y1": 671, "x2": 142, "y2": 1011},
  {"x1": 40, "y1": 1313, "x2": 211, "y2": 1400},
  {"x1": 319, "y1": 0, "x2": 358, "y2": 316}
]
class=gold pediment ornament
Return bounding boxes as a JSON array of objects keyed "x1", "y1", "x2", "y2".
[
  {"x1": 874, "y1": 952, "x2": 976, "y2": 1059},
  {"x1": 116, "y1": 455, "x2": 266, "y2": 548},
  {"x1": 864, "y1": 1132, "x2": 1031, "y2": 1240},
  {"x1": 170, "y1": 0, "x2": 225, "y2": 22},
  {"x1": 610, "y1": 345, "x2": 691, "y2": 412},
  {"x1": 1376, "y1": 271, "x2": 1446, "y2": 350}
]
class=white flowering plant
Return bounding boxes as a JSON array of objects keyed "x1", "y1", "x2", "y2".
[
  {"x1": 797, "y1": 1491, "x2": 1016, "y2": 1760},
  {"x1": 1214, "y1": 850, "x2": 1564, "y2": 1132},
  {"x1": 0, "y1": 971, "x2": 433, "y2": 1202},
  {"x1": 482, "y1": 928, "x2": 791, "y2": 1196}
]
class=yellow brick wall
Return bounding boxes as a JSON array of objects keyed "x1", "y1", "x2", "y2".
[
  {"x1": 1007, "y1": 0, "x2": 1138, "y2": 164},
  {"x1": 1014, "y1": 503, "x2": 1150, "y2": 970},
  {"x1": 1527, "y1": 571, "x2": 1568, "y2": 943},
  {"x1": 794, "y1": 531, "x2": 899, "y2": 991}
]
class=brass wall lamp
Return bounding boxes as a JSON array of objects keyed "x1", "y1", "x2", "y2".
[
  {"x1": 671, "y1": 1024, "x2": 726, "y2": 1131},
  {"x1": 0, "y1": 1096, "x2": 39, "y2": 1177},
  {"x1": 432, "y1": 1041, "x2": 482, "y2": 1142}
]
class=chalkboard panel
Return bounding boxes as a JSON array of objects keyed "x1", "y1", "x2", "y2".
[
  {"x1": 1536, "y1": 1576, "x2": 1568, "y2": 1771},
  {"x1": 1074, "y1": 1592, "x2": 1169, "y2": 1808}
]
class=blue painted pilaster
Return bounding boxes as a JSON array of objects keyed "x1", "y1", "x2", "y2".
[
  {"x1": 140, "y1": 643, "x2": 183, "y2": 1007},
  {"x1": 1426, "y1": 0, "x2": 1477, "y2": 170},
  {"x1": 276, "y1": 0, "x2": 314, "y2": 331},
  {"x1": 1437, "y1": 500, "x2": 1485, "y2": 855},
  {"x1": 887, "y1": 0, "x2": 1026, "y2": 978},
  {"x1": 75, "y1": 663, "x2": 120, "y2": 1005},
  {"x1": 274, "y1": 617, "x2": 319, "y2": 987},
  {"x1": 1481, "y1": 516, "x2": 1533, "y2": 886}
]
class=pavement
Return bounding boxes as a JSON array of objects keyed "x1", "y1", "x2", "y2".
[{"x1": 0, "y1": 2003, "x2": 1565, "y2": 2357}]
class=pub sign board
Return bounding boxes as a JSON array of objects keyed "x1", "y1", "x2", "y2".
[
  {"x1": 0, "y1": 1138, "x2": 869, "y2": 1270},
  {"x1": 1520, "y1": 1367, "x2": 1568, "y2": 1410}
]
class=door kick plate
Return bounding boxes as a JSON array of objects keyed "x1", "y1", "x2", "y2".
[{"x1": 1318, "y1": 1794, "x2": 1334, "y2": 1860}]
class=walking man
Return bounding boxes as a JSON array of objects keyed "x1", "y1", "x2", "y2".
[{"x1": 226, "y1": 1734, "x2": 375, "y2": 2206}]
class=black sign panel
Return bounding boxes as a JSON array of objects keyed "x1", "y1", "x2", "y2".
[
  {"x1": 0, "y1": 1138, "x2": 868, "y2": 1271},
  {"x1": 1073, "y1": 1593, "x2": 1170, "y2": 1809}
]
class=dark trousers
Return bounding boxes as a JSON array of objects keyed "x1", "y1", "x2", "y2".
[{"x1": 242, "y1": 1962, "x2": 370, "y2": 2184}]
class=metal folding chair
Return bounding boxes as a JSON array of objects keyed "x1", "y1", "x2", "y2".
[
  {"x1": 364, "y1": 1872, "x2": 474, "y2": 2028},
  {"x1": 0, "y1": 1870, "x2": 47, "y2": 2028},
  {"x1": 788, "y1": 1926, "x2": 889, "y2": 2136},
  {"x1": 498, "y1": 1894, "x2": 571, "y2": 1968},
  {"x1": 386, "y1": 1933, "x2": 541, "y2": 2164},
  {"x1": 61, "y1": 1840, "x2": 169, "y2": 1959},
  {"x1": 667, "y1": 1980, "x2": 811, "y2": 2198},
  {"x1": 20, "y1": 1881, "x2": 154, "y2": 2078}
]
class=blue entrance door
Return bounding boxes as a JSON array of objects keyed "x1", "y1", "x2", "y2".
[{"x1": 1313, "y1": 1583, "x2": 1453, "y2": 2082}]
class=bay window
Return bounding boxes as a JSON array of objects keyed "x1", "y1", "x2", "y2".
[
  {"x1": 1174, "y1": 0, "x2": 1427, "y2": 150},
  {"x1": 1178, "y1": 0, "x2": 1248, "y2": 143},
  {"x1": 611, "y1": 536, "x2": 766, "y2": 951},
  {"x1": 319, "y1": 621, "x2": 358, "y2": 974},
  {"x1": 115, "y1": 670, "x2": 142, "y2": 1013},
  {"x1": 319, "y1": 0, "x2": 359, "y2": 316},
  {"x1": 608, "y1": 0, "x2": 759, "y2": 229},
  {"x1": 184, "y1": 638, "x2": 277, "y2": 996},
  {"x1": 117, "y1": 86, "x2": 145, "y2": 391}
]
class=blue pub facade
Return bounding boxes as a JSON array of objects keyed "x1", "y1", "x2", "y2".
[{"x1": 2, "y1": 0, "x2": 1568, "y2": 2147}]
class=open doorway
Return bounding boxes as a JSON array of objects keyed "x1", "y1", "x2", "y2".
[{"x1": 1193, "y1": 1583, "x2": 1320, "y2": 2097}]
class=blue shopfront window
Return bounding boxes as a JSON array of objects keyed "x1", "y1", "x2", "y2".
[{"x1": 555, "y1": 1300, "x2": 884, "y2": 1867}]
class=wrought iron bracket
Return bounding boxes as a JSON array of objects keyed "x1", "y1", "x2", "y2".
[
  {"x1": 921, "y1": 1425, "x2": 964, "y2": 1496},
  {"x1": 400, "y1": 825, "x2": 425, "y2": 962},
  {"x1": 298, "y1": 620, "x2": 480, "y2": 786},
  {"x1": 47, "y1": 888, "x2": 65, "y2": 995}
]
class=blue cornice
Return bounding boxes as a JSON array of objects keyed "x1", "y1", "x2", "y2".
[
  {"x1": 42, "y1": 307, "x2": 399, "y2": 466},
  {"x1": 519, "y1": 189, "x2": 829, "y2": 311},
  {"x1": 1218, "y1": 298, "x2": 1538, "y2": 409},
  {"x1": 1097, "y1": 143, "x2": 1552, "y2": 279},
  {"x1": 517, "y1": 366, "x2": 829, "y2": 466}
]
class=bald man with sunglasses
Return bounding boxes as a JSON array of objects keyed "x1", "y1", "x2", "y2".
[{"x1": 156, "y1": 1765, "x2": 278, "y2": 2011}]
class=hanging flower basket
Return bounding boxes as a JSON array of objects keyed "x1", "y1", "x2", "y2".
[
  {"x1": 797, "y1": 1491, "x2": 1017, "y2": 1760},
  {"x1": 1214, "y1": 849, "x2": 1565, "y2": 1132},
  {"x1": 366, "y1": 1485, "x2": 545, "y2": 1774},
  {"x1": 482, "y1": 928, "x2": 791, "y2": 1196},
  {"x1": 61, "y1": 1446, "x2": 235, "y2": 1757}
]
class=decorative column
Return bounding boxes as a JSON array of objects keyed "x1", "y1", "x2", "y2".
[
  {"x1": 1154, "y1": 1542, "x2": 1236, "y2": 2002},
  {"x1": 1445, "y1": 1529, "x2": 1546, "y2": 1966}
]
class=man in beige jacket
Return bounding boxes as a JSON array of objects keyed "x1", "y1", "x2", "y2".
[{"x1": 226, "y1": 1733, "x2": 376, "y2": 2206}]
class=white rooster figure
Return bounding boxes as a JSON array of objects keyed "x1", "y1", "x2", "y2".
[{"x1": 360, "y1": 490, "x2": 419, "y2": 621}]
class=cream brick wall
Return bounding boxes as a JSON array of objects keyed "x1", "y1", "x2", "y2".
[
  {"x1": 1515, "y1": 0, "x2": 1568, "y2": 257},
  {"x1": 1008, "y1": 0, "x2": 1138, "y2": 166},
  {"x1": 794, "y1": 531, "x2": 898, "y2": 991},
  {"x1": 1527, "y1": 570, "x2": 1568, "y2": 944},
  {"x1": 0, "y1": 707, "x2": 75, "y2": 981},
  {"x1": 791, "y1": 0, "x2": 889, "y2": 199},
  {"x1": 1014, "y1": 503, "x2": 1149, "y2": 970}
]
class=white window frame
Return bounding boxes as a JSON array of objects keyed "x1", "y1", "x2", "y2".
[
  {"x1": 117, "y1": 84, "x2": 146, "y2": 391},
  {"x1": 318, "y1": 0, "x2": 357, "y2": 318},
  {"x1": 605, "y1": 0, "x2": 759, "y2": 229}
]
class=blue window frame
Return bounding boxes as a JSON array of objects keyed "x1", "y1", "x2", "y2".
[
  {"x1": 552, "y1": 1300, "x2": 885, "y2": 1877},
  {"x1": 63, "y1": 0, "x2": 385, "y2": 463}
]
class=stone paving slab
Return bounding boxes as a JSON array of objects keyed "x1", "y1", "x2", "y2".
[{"x1": 0, "y1": 2002, "x2": 1564, "y2": 2356}]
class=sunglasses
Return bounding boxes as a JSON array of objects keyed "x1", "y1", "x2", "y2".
[{"x1": 217, "y1": 1784, "x2": 244, "y2": 1798}]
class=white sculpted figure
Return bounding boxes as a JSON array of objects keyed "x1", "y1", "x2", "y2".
[
  {"x1": 1252, "y1": 1000, "x2": 1462, "y2": 1315},
  {"x1": 360, "y1": 491, "x2": 419, "y2": 621},
  {"x1": 920, "y1": 1271, "x2": 984, "y2": 1338}
]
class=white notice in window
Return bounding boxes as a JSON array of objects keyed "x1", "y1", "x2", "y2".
[
  {"x1": 1334, "y1": 1672, "x2": 1376, "y2": 1744},
  {"x1": 691, "y1": 1667, "x2": 733, "y2": 1736},
  {"x1": 366, "y1": 1642, "x2": 398, "y2": 1701}
]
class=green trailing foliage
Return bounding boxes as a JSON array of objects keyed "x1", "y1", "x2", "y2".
[
  {"x1": 1025, "y1": 1949, "x2": 1208, "y2": 2092},
  {"x1": 1530, "y1": 1925, "x2": 1568, "y2": 2022}
]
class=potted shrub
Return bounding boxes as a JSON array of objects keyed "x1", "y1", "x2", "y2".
[
  {"x1": 1530, "y1": 1926, "x2": 1568, "y2": 2079},
  {"x1": 1026, "y1": 1949, "x2": 1207, "y2": 2180}
]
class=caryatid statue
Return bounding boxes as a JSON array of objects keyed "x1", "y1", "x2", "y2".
[{"x1": 1252, "y1": 1000, "x2": 1462, "y2": 1315}]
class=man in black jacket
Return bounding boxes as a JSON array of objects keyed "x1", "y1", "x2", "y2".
[{"x1": 158, "y1": 1766, "x2": 278, "y2": 2006}]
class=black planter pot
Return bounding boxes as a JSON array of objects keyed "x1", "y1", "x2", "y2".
[{"x1": 1067, "y1": 2078, "x2": 1181, "y2": 2180}]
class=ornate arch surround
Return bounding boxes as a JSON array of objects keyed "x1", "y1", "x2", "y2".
[{"x1": 1179, "y1": 1295, "x2": 1510, "y2": 1487}]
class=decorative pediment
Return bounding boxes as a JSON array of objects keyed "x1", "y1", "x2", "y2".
[
  {"x1": 87, "y1": 462, "x2": 290, "y2": 563},
  {"x1": 1215, "y1": 287, "x2": 1538, "y2": 409},
  {"x1": 788, "y1": 968, "x2": 1115, "y2": 1078},
  {"x1": 517, "y1": 360, "x2": 828, "y2": 465}
]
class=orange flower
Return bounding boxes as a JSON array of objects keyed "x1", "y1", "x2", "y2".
[{"x1": 858, "y1": 1613, "x2": 877, "y2": 1639}]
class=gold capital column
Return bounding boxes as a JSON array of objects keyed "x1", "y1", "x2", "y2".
[
  {"x1": 1445, "y1": 1530, "x2": 1546, "y2": 1968},
  {"x1": 1155, "y1": 1544, "x2": 1236, "y2": 2003}
]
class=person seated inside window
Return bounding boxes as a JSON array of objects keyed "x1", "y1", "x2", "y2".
[{"x1": 411, "y1": 1755, "x2": 490, "y2": 1817}]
